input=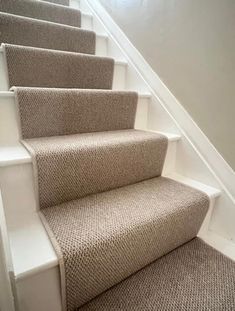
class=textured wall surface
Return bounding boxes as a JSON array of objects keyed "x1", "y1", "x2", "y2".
[{"x1": 99, "y1": 0, "x2": 235, "y2": 170}]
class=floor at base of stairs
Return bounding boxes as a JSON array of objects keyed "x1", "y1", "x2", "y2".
[{"x1": 80, "y1": 238, "x2": 235, "y2": 311}]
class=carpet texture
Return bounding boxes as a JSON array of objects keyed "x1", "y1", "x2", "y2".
[
  {"x1": 13, "y1": 87, "x2": 138, "y2": 139},
  {"x1": 41, "y1": 178, "x2": 209, "y2": 309},
  {"x1": 4, "y1": 1, "x2": 216, "y2": 310},
  {"x1": 42, "y1": 0, "x2": 69, "y2": 6},
  {"x1": 81, "y1": 238, "x2": 235, "y2": 311},
  {"x1": 23, "y1": 130, "x2": 168, "y2": 208},
  {"x1": 0, "y1": 0, "x2": 81, "y2": 27},
  {"x1": 0, "y1": 13, "x2": 95, "y2": 54},
  {"x1": 3, "y1": 44, "x2": 114, "y2": 89}
]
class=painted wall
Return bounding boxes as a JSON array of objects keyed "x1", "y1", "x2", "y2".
[{"x1": 99, "y1": 0, "x2": 235, "y2": 170}]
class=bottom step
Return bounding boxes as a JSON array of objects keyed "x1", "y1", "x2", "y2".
[{"x1": 81, "y1": 238, "x2": 235, "y2": 310}]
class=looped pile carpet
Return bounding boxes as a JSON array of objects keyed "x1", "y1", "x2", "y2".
[{"x1": 1, "y1": 0, "x2": 234, "y2": 310}]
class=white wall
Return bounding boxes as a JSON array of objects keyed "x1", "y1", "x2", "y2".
[{"x1": 99, "y1": 0, "x2": 235, "y2": 171}]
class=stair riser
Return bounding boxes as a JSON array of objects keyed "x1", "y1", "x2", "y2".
[
  {"x1": 0, "y1": 140, "x2": 177, "y2": 225},
  {"x1": 0, "y1": 39, "x2": 110, "y2": 92},
  {"x1": 0, "y1": 53, "x2": 125, "y2": 92},
  {"x1": 70, "y1": 0, "x2": 80, "y2": 10},
  {"x1": 81, "y1": 13, "x2": 92, "y2": 30},
  {"x1": 0, "y1": 94, "x2": 147, "y2": 144}
]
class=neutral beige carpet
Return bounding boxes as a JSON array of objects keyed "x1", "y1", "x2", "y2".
[
  {"x1": 0, "y1": 0, "x2": 81, "y2": 27},
  {"x1": 80, "y1": 238, "x2": 235, "y2": 311},
  {"x1": 42, "y1": 0, "x2": 69, "y2": 6},
  {"x1": 23, "y1": 130, "x2": 168, "y2": 208},
  {"x1": 5, "y1": 1, "x2": 215, "y2": 310},
  {"x1": 14, "y1": 88, "x2": 138, "y2": 139},
  {"x1": 0, "y1": 13, "x2": 95, "y2": 54},
  {"x1": 3, "y1": 44, "x2": 114, "y2": 89},
  {"x1": 41, "y1": 178, "x2": 209, "y2": 309}
]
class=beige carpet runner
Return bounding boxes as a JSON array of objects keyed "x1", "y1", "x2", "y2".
[
  {"x1": 0, "y1": 12, "x2": 95, "y2": 53},
  {"x1": 14, "y1": 88, "x2": 138, "y2": 138},
  {"x1": 80, "y1": 238, "x2": 235, "y2": 310},
  {"x1": 3, "y1": 44, "x2": 114, "y2": 89},
  {"x1": 1, "y1": 1, "x2": 234, "y2": 310},
  {"x1": 0, "y1": 0, "x2": 80, "y2": 26},
  {"x1": 40, "y1": 178, "x2": 209, "y2": 309},
  {"x1": 43, "y1": 0, "x2": 70, "y2": 6}
]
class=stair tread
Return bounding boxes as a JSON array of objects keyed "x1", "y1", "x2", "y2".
[
  {"x1": 24, "y1": 129, "x2": 168, "y2": 208},
  {"x1": 9, "y1": 178, "x2": 207, "y2": 278},
  {"x1": 41, "y1": 176, "x2": 208, "y2": 307},
  {"x1": 0, "y1": 12, "x2": 96, "y2": 54},
  {"x1": 3, "y1": 43, "x2": 114, "y2": 89},
  {"x1": 0, "y1": 131, "x2": 182, "y2": 167},
  {"x1": 0, "y1": 0, "x2": 81, "y2": 27},
  {"x1": 42, "y1": 0, "x2": 69, "y2": 6},
  {"x1": 9, "y1": 176, "x2": 218, "y2": 279},
  {"x1": 80, "y1": 238, "x2": 235, "y2": 310}
]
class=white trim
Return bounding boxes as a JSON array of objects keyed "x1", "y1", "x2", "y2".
[
  {"x1": 82, "y1": 12, "x2": 92, "y2": 19},
  {"x1": 0, "y1": 191, "x2": 15, "y2": 311},
  {"x1": 147, "y1": 131, "x2": 181, "y2": 142},
  {"x1": 166, "y1": 172, "x2": 221, "y2": 200},
  {"x1": 86, "y1": 0, "x2": 235, "y2": 202}
]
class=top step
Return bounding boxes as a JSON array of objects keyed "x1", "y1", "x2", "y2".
[{"x1": 0, "y1": 0, "x2": 80, "y2": 26}]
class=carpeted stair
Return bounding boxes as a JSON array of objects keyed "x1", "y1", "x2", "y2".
[
  {"x1": 0, "y1": 0, "x2": 80, "y2": 26},
  {"x1": 0, "y1": 12, "x2": 95, "y2": 53},
  {"x1": 3, "y1": 44, "x2": 114, "y2": 89},
  {"x1": 1, "y1": 1, "x2": 234, "y2": 310},
  {"x1": 40, "y1": 178, "x2": 208, "y2": 309},
  {"x1": 42, "y1": 0, "x2": 70, "y2": 6},
  {"x1": 80, "y1": 238, "x2": 235, "y2": 310}
]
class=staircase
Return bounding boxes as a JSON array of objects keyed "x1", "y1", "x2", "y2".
[{"x1": 0, "y1": 0, "x2": 234, "y2": 310}]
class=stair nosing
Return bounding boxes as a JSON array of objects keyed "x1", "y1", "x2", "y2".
[
  {"x1": 0, "y1": 131, "x2": 179, "y2": 167},
  {"x1": 0, "y1": 45, "x2": 125, "y2": 65}
]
